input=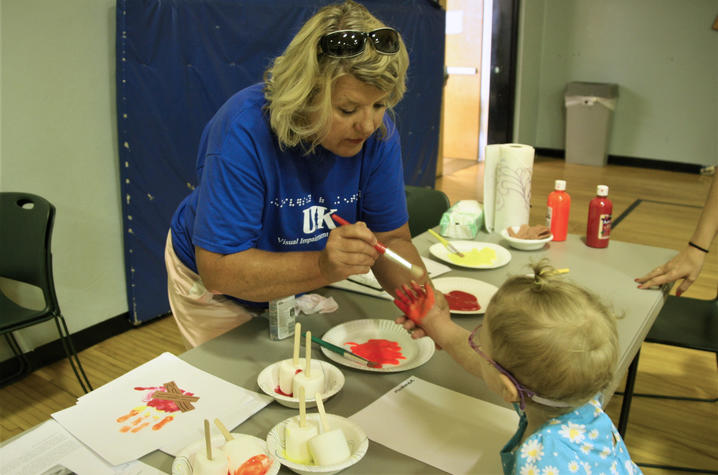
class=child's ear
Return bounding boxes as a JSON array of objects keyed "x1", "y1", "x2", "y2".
[{"x1": 498, "y1": 373, "x2": 520, "y2": 403}]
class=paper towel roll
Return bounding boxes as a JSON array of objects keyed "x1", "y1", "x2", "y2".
[{"x1": 483, "y1": 143, "x2": 534, "y2": 232}]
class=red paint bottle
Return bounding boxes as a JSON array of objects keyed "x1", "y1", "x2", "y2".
[
  {"x1": 586, "y1": 185, "x2": 612, "y2": 248},
  {"x1": 546, "y1": 179, "x2": 571, "y2": 241}
]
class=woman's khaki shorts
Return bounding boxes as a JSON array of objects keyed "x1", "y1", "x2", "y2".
[{"x1": 164, "y1": 231, "x2": 256, "y2": 348}]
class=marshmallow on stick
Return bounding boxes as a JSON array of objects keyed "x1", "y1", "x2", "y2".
[
  {"x1": 308, "y1": 393, "x2": 351, "y2": 466},
  {"x1": 192, "y1": 419, "x2": 228, "y2": 475},
  {"x1": 214, "y1": 418, "x2": 272, "y2": 474},
  {"x1": 292, "y1": 331, "x2": 325, "y2": 400},
  {"x1": 279, "y1": 323, "x2": 304, "y2": 395},
  {"x1": 214, "y1": 418, "x2": 250, "y2": 473},
  {"x1": 284, "y1": 386, "x2": 319, "y2": 464}
]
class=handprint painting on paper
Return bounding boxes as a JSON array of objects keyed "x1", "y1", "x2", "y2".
[{"x1": 115, "y1": 381, "x2": 198, "y2": 434}]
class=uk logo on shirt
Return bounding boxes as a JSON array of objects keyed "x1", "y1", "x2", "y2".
[{"x1": 302, "y1": 205, "x2": 337, "y2": 234}]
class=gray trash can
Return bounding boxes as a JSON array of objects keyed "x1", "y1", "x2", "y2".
[{"x1": 564, "y1": 82, "x2": 618, "y2": 166}]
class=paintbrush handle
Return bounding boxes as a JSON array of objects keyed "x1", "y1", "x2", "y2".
[
  {"x1": 428, "y1": 229, "x2": 448, "y2": 246},
  {"x1": 331, "y1": 214, "x2": 351, "y2": 226},
  {"x1": 332, "y1": 213, "x2": 416, "y2": 268},
  {"x1": 428, "y1": 229, "x2": 464, "y2": 256},
  {"x1": 377, "y1": 244, "x2": 414, "y2": 270},
  {"x1": 307, "y1": 333, "x2": 371, "y2": 365}
]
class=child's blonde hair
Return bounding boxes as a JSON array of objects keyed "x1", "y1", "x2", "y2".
[
  {"x1": 485, "y1": 259, "x2": 618, "y2": 413},
  {"x1": 263, "y1": 0, "x2": 409, "y2": 154}
]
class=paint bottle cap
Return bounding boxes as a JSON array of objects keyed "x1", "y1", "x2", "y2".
[
  {"x1": 554, "y1": 180, "x2": 566, "y2": 191},
  {"x1": 596, "y1": 185, "x2": 609, "y2": 196}
]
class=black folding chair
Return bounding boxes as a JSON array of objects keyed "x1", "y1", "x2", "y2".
[
  {"x1": 617, "y1": 293, "x2": 718, "y2": 473},
  {"x1": 404, "y1": 185, "x2": 450, "y2": 237},
  {"x1": 0, "y1": 192, "x2": 92, "y2": 393}
]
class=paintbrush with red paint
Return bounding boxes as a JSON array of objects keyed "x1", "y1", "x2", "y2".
[{"x1": 331, "y1": 214, "x2": 425, "y2": 280}]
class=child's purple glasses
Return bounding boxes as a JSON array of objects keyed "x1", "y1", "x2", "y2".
[{"x1": 468, "y1": 324, "x2": 570, "y2": 410}]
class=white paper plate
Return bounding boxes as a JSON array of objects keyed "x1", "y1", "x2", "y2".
[
  {"x1": 432, "y1": 276, "x2": 499, "y2": 315},
  {"x1": 257, "y1": 359, "x2": 345, "y2": 408},
  {"x1": 172, "y1": 432, "x2": 280, "y2": 475},
  {"x1": 429, "y1": 241, "x2": 512, "y2": 269},
  {"x1": 320, "y1": 319, "x2": 435, "y2": 373},
  {"x1": 266, "y1": 413, "x2": 368, "y2": 475}
]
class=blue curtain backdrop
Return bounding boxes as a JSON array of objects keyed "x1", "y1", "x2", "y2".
[{"x1": 116, "y1": 0, "x2": 445, "y2": 323}]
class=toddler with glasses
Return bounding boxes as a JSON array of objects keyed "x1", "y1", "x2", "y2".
[{"x1": 394, "y1": 260, "x2": 641, "y2": 474}]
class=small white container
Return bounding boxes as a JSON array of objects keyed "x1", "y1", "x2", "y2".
[
  {"x1": 500, "y1": 226, "x2": 553, "y2": 251},
  {"x1": 266, "y1": 413, "x2": 368, "y2": 475},
  {"x1": 268, "y1": 296, "x2": 296, "y2": 340},
  {"x1": 257, "y1": 360, "x2": 345, "y2": 408}
]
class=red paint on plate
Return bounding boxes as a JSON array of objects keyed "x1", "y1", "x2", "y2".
[
  {"x1": 345, "y1": 339, "x2": 405, "y2": 368},
  {"x1": 445, "y1": 290, "x2": 481, "y2": 311}
]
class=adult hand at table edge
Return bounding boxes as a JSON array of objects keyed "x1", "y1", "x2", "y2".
[{"x1": 634, "y1": 246, "x2": 706, "y2": 297}]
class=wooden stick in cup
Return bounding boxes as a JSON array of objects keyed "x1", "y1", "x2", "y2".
[
  {"x1": 214, "y1": 418, "x2": 233, "y2": 442},
  {"x1": 305, "y1": 331, "x2": 312, "y2": 378},
  {"x1": 292, "y1": 322, "x2": 301, "y2": 366},
  {"x1": 314, "y1": 392, "x2": 330, "y2": 432},
  {"x1": 204, "y1": 419, "x2": 213, "y2": 460},
  {"x1": 298, "y1": 386, "x2": 307, "y2": 428}
]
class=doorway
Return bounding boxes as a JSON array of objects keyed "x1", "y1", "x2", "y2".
[{"x1": 441, "y1": 0, "x2": 485, "y2": 176}]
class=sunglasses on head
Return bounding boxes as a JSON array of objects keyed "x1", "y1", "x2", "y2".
[{"x1": 319, "y1": 28, "x2": 400, "y2": 58}]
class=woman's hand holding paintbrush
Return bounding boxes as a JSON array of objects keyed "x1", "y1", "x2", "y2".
[
  {"x1": 318, "y1": 218, "x2": 384, "y2": 283},
  {"x1": 331, "y1": 214, "x2": 425, "y2": 280}
]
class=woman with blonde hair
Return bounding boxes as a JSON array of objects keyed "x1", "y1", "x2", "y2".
[
  {"x1": 165, "y1": 1, "x2": 431, "y2": 348},
  {"x1": 394, "y1": 260, "x2": 641, "y2": 474}
]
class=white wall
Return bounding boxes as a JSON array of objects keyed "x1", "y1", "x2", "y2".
[
  {"x1": 515, "y1": 0, "x2": 718, "y2": 166},
  {"x1": 0, "y1": 0, "x2": 126, "y2": 360}
]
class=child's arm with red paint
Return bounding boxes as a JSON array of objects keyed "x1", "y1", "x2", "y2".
[
  {"x1": 394, "y1": 282, "x2": 435, "y2": 324},
  {"x1": 393, "y1": 282, "x2": 488, "y2": 380},
  {"x1": 394, "y1": 282, "x2": 453, "y2": 344}
]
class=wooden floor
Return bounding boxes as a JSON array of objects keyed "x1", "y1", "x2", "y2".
[{"x1": 2, "y1": 156, "x2": 717, "y2": 473}]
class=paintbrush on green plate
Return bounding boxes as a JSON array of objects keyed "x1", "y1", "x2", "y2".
[{"x1": 304, "y1": 332, "x2": 380, "y2": 368}]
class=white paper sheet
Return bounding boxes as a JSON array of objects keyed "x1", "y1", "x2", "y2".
[
  {"x1": 53, "y1": 352, "x2": 272, "y2": 466},
  {"x1": 0, "y1": 419, "x2": 163, "y2": 475},
  {"x1": 483, "y1": 143, "x2": 534, "y2": 233},
  {"x1": 350, "y1": 376, "x2": 519, "y2": 474},
  {"x1": 329, "y1": 257, "x2": 451, "y2": 299}
]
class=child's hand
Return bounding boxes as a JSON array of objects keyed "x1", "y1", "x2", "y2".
[{"x1": 393, "y1": 281, "x2": 435, "y2": 324}]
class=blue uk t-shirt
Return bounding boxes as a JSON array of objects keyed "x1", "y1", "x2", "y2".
[{"x1": 170, "y1": 83, "x2": 408, "y2": 304}]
